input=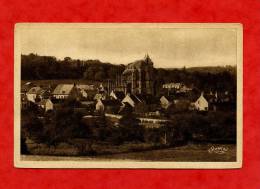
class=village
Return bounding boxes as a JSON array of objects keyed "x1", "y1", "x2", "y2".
[
  {"x1": 21, "y1": 81, "x2": 235, "y2": 127},
  {"x1": 20, "y1": 55, "x2": 236, "y2": 159},
  {"x1": 21, "y1": 55, "x2": 235, "y2": 129}
]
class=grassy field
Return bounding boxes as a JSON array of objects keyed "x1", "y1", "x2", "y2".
[
  {"x1": 22, "y1": 143, "x2": 236, "y2": 162},
  {"x1": 98, "y1": 143, "x2": 236, "y2": 162}
]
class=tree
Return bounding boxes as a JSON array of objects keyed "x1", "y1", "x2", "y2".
[
  {"x1": 118, "y1": 112, "x2": 144, "y2": 142},
  {"x1": 94, "y1": 71, "x2": 106, "y2": 81},
  {"x1": 64, "y1": 57, "x2": 72, "y2": 62}
]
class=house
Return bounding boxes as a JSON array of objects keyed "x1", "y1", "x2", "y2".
[
  {"x1": 160, "y1": 95, "x2": 175, "y2": 109},
  {"x1": 110, "y1": 90, "x2": 125, "y2": 101},
  {"x1": 52, "y1": 84, "x2": 81, "y2": 100},
  {"x1": 26, "y1": 86, "x2": 46, "y2": 102},
  {"x1": 37, "y1": 99, "x2": 53, "y2": 112},
  {"x1": 162, "y1": 82, "x2": 183, "y2": 90},
  {"x1": 76, "y1": 84, "x2": 96, "y2": 99},
  {"x1": 194, "y1": 93, "x2": 209, "y2": 111},
  {"x1": 121, "y1": 93, "x2": 142, "y2": 108},
  {"x1": 121, "y1": 94, "x2": 160, "y2": 114},
  {"x1": 118, "y1": 102, "x2": 134, "y2": 114},
  {"x1": 162, "y1": 82, "x2": 193, "y2": 95},
  {"x1": 95, "y1": 99, "x2": 122, "y2": 114}
]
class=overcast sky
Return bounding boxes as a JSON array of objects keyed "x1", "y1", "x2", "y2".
[{"x1": 19, "y1": 25, "x2": 238, "y2": 68}]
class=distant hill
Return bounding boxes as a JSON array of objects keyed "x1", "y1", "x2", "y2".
[
  {"x1": 165, "y1": 66, "x2": 236, "y2": 74},
  {"x1": 187, "y1": 66, "x2": 236, "y2": 74}
]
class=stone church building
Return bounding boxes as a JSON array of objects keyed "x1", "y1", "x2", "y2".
[{"x1": 107, "y1": 54, "x2": 155, "y2": 95}]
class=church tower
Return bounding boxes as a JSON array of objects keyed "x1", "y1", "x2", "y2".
[{"x1": 122, "y1": 54, "x2": 155, "y2": 95}]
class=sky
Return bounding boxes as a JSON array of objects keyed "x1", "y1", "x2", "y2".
[{"x1": 18, "y1": 25, "x2": 238, "y2": 68}]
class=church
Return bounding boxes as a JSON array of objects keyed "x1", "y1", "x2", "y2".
[{"x1": 107, "y1": 54, "x2": 155, "y2": 95}]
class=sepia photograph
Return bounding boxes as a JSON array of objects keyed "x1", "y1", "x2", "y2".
[{"x1": 14, "y1": 23, "x2": 242, "y2": 168}]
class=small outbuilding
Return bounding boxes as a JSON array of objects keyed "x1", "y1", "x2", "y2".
[{"x1": 194, "y1": 93, "x2": 209, "y2": 111}]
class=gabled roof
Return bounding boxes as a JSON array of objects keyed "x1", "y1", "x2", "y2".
[
  {"x1": 52, "y1": 84, "x2": 74, "y2": 95},
  {"x1": 27, "y1": 87, "x2": 45, "y2": 95},
  {"x1": 123, "y1": 55, "x2": 153, "y2": 75},
  {"x1": 129, "y1": 94, "x2": 142, "y2": 103},
  {"x1": 195, "y1": 94, "x2": 208, "y2": 103}
]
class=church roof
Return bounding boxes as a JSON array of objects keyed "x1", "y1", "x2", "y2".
[{"x1": 123, "y1": 54, "x2": 153, "y2": 75}]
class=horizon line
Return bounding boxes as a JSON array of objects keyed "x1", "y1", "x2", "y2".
[{"x1": 21, "y1": 53, "x2": 237, "y2": 69}]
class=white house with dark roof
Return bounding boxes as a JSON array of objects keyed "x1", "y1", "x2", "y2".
[
  {"x1": 110, "y1": 90, "x2": 125, "y2": 101},
  {"x1": 52, "y1": 84, "x2": 75, "y2": 99},
  {"x1": 75, "y1": 84, "x2": 96, "y2": 99},
  {"x1": 121, "y1": 93, "x2": 142, "y2": 107},
  {"x1": 194, "y1": 93, "x2": 209, "y2": 111}
]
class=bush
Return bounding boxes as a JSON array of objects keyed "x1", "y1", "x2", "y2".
[
  {"x1": 118, "y1": 113, "x2": 145, "y2": 142},
  {"x1": 144, "y1": 128, "x2": 161, "y2": 143},
  {"x1": 169, "y1": 111, "x2": 236, "y2": 143}
]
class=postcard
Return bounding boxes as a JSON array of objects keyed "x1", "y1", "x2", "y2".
[{"x1": 14, "y1": 23, "x2": 242, "y2": 168}]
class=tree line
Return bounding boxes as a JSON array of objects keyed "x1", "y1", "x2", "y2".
[
  {"x1": 21, "y1": 53, "x2": 236, "y2": 93},
  {"x1": 21, "y1": 53, "x2": 125, "y2": 81}
]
